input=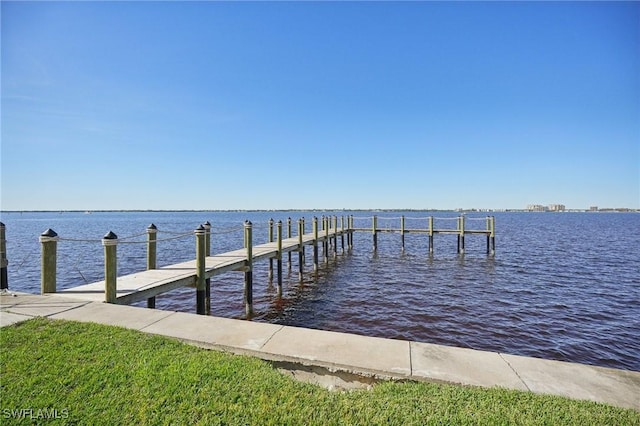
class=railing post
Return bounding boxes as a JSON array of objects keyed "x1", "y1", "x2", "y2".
[
  {"x1": 103, "y1": 231, "x2": 118, "y2": 303},
  {"x1": 324, "y1": 216, "x2": 329, "y2": 262},
  {"x1": 268, "y1": 218, "x2": 274, "y2": 281},
  {"x1": 40, "y1": 229, "x2": 59, "y2": 294},
  {"x1": 287, "y1": 217, "x2": 292, "y2": 271},
  {"x1": 486, "y1": 216, "x2": 491, "y2": 254},
  {"x1": 146, "y1": 224, "x2": 157, "y2": 308},
  {"x1": 313, "y1": 216, "x2": 319, "y2": 271},
  {"x1": 297, "y1": 218, "x2": 304, "y2": 280},
  {"x1": 203, "y1": 221, "x2": 212, "y2": 314},
  {"x1": 195, "y1": 225, "x2": 206, "y2": 315},
  {"x1": 0, "y1": 222, "x2": 8, "y2": 290},
  {"x1": 340, "y1": 216, "x2": 345, "y2": 253},
  {"x1": 428, "y1": 216, "x2": 434, "y2": 255},
  {"x1": 244, "y1": 221, "x2": 253, "y2": 317},
  {"x1": 491, "y1": 216, "x2": 496, "y2": 255},
  {"x1": 459, "y1": 215, "x2": 465, "y2": 254},
  {"x1": 333, "y1": 216, "x2": 338, "y2": 257},
  {"x1": 400, "y1": 216, "x2": 405, "y2": 251},
  {"x1": 276, "y1": 220, "x2": 283, "y2": 295},
  {"x1": 372, "y1": 215, "x2": 378, "y2": 251}
]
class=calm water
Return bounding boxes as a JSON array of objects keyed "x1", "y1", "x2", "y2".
[{"x1": 1, "y1": 210, "x2": 639, "y2": 371}]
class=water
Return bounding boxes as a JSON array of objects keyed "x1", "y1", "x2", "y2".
[{"x1": 1, "y1": 210, "x2": 639, "y2": 371}]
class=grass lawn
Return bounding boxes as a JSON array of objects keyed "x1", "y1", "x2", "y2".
[{"x1": 1, "y1": 318, "x2": 638, "y2": 425}]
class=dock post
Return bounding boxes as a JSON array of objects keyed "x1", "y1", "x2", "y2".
[
  {"x1": 324, "y1": 216, "x2": 329, "y2": 262},
  {"x1": 287, "y1": 217, "x2": 292, "y2": 271},
  {"x1": 333, "y1": 216, "x2": 338, "y2": 257},
  {"x1": 0, "y1": 222, "x2": 7, "y2": 290},
  {"x1": 428, "y1": 216, "x2": 434, "y2": 255},
  {"x1": 349, "y1": 215, "x2": 354, "y2": 249},
  {"x1": 103, "y1": 231, "x2": 118, "y2": 303},
  {"x1": 195, "y1": 225, "x2": 206, "y2": 315},
  {"x1": 492, "y1": 216, "x2": 496, "y2": 254},
  {"x1": 459, "y1": 215, "x2": 465, "y2": 254},
  {"x1": 268, "y1": 219, "x2": 274, "y2": 281},
  {"x1": 313, "y1": 217, "x2": 319, "y2": 271},
  {"x1": 297, "y1": 218, "x2": 304, "y2": 280},
  {"x1": 372, "y1": 215, "x2": 378, "y2": 251},
  {"x1": 276, "y1": 220, "x2": 283, "y2": 295},
  {"x1": 146, "y1": 224, "x2": 158, "y2": 308},
  {"x1": 244, "y1": 221, "x2": 253, "y2": 317},
  {"x1": 400, "y1": 216, "x2": 405, "y2": 251},
  {"x1": 40, "y1": 229, "x2": 59, "y2": 294},
  {"x1": 340, "y1": 216, "x2": 345, "y2": 252},
  {"x1": 486, "y1": 216, "x2": 491, "y2": 254},
  {"x1": 203, "y1": 221, "x2": 212, "y2": 314}
]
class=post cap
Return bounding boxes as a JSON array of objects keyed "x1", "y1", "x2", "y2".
[
  {"x1": 194, "y1": 224, "x2": 205, "y2": 234},
  {"x1": 41, "y1": 229, "x2": 58, "y2": 238},
  {"x1": 203, "y1": 221, "x2": 211, "y2": 229},
  {"x1": 0, "y1": 222, "x2": 5, "y2": 228},
  {"x1": 147, "y1": 223, "x2": 157, "y2": 230},
  {"x1": 245, "y1": 220, "x2": 252, "y2": 226},
  {"x1": 103, "y1": 231, "x2": 118, "y2": 240},
  {"x1": 277, "y1": 220, "x2": 282, "y2": 225}
]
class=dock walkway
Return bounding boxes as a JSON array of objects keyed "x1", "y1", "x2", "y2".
[{"x1": 58, "y1": 227, "x2": 346, "y2": 306}]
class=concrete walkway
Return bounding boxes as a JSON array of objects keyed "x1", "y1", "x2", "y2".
[{"x1": 2, "y1": 291, "x2": 639, "y2": 411}]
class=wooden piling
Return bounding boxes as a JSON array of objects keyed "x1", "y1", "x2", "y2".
[
  {"x1": 313, "y1": 217, "x2": 319, "y2": 271},
  {"x1": 287, "y1": 217, "x2": 292, "y2": 271},
  {"x1": 203, "y1": 221, "x2": 212, "y2": 314},
  {"x1": 40, "y1": 229, "x2": 59, "y2": 294},
  {"x1": 333, "y1": 216, "x2": 338, "y2": 258},
  {"x1": 428, "y1": 216, "x2": 434, "y2": 254},
  {"x1": 340, "y1": 216, "x2": 345, "y2": 252},
  {"x1": 324, "y1": 216, "x2": 329, "y2": 262},
  {"x1": 372, "y1": 215, "x2": 378, "y2": 251},
  {"x1": 0, "y1": 222, "x2": 7, "y2": 290},
  {"x1": 146, "y1": 224, "x2": 157, "y2": 308},
  {"x1": 276, "y1": 220, "x2": 283, "y2": 294},
  {"x1": 297, "y1": 218, "x2": 304, "y2": 280},
  {"x1": 486, "y1": 216, "x2": 491, "y2": 254},
  {"x1": 349, "y1": 215, "x2": 354, "y2": 249},
  {"x1": 195, "y1": 225, "x2": 206, "y2": 315},
  {"x1": 244, "y1": 221, "x2": 253, "y2": 317},
  {"x1": 459, "y1": 215, "x2": 465, "y2": 254},
  {"x1": 493, "y1": 216, "x2": 497, "y2": 252},
  {"x1": 103, "y1": 231, "x2": 118, "y2": 303},
  {"x1": 400, "y1": 216, "x2": 405, "y2": 251},
  {"x1": 268, "y1": 218, "x2": 274, "y2": 281}
]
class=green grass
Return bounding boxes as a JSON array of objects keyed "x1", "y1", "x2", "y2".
[{"x1": 1, "y1": 318, "x2": 638, "y2": 425}]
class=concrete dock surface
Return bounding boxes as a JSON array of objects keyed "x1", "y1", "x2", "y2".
[{"x1": 1, "y1": 292, "x2": 638, "y2": 411}]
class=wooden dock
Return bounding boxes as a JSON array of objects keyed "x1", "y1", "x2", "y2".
[{"x1": 30, "y1": 215, "x2": 495, "y2": 317}]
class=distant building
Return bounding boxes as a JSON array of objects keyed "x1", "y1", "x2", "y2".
[
  {"x1": 590, "y1": 206, "x2": 598, "y2": 212},
  {"x1": 548, "y1": 204, "x2": 566, "y2": 212},
  {"x1": 527, "y1": 204, "x2": 547, "y2": 212}
]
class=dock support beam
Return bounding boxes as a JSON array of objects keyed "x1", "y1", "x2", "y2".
[
  {"x1": 268, "y1": 219, "x2": 274, "y2": 281},
  {"x1": 458, "y1": 215, "x2": 465, "y2": 254},
  {"x1": 313, "y1": 217, "x2": 319, "y2": 271},
  {"x1": 276, "y1": 220, "x2": 283, "y2": 295},
  {"x1": 203, "y1": 221, "x2": 211, "y2": 314},
  {"x1": 0, "y1": 222, "x2": 7, "y2": 290},
  {"x1": 297, "y1": 218, "x2": 304, "y2": 281},
  {"x1": 40, "y1": 229, "x2": 59, "y2": 294},
  {"x1": 428, "y1": 216, "x2": 434, "y2": 255},
  {"x1": 333, "y1": 216, "x2": 338, "y2": 258},
  {"x1": 372, "y1": 215, "x2": 378, "y2": 251},
  {"x1": 146, "y1": 224, "x2": 157, "y2": 308},
  {"x1": 324, "y1": 216, "x2": 329, "y2": 263},
  {"x1": 490, "y1": 216, "x2": 496, "y2": 255},
  {"x1": 400, "y1": 216, "x2": 405, "y2": 251},
  {"x1": 287, "y1": 217, "x2": 292, "y2": 271},
  {"x1": 244, "y1": 221, "x2": 253, "y2": 317},
  {"x1": 195, "y1": 225, "x2": 206, "y2": 315},
  {"x1": 340, "y1": 216, "x2": 345, "y2": 253},
  {"x1": 103, "y1": 231, "x2": 118, "y2": 304}
]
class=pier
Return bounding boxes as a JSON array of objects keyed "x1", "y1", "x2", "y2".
[{"x1": 3, "y1": 215, "x2": 495, "y2": 317}]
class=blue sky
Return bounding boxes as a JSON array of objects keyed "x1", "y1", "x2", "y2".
[{"x1": 2, "y1": 1, "x2": 638, "y2": 210}]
